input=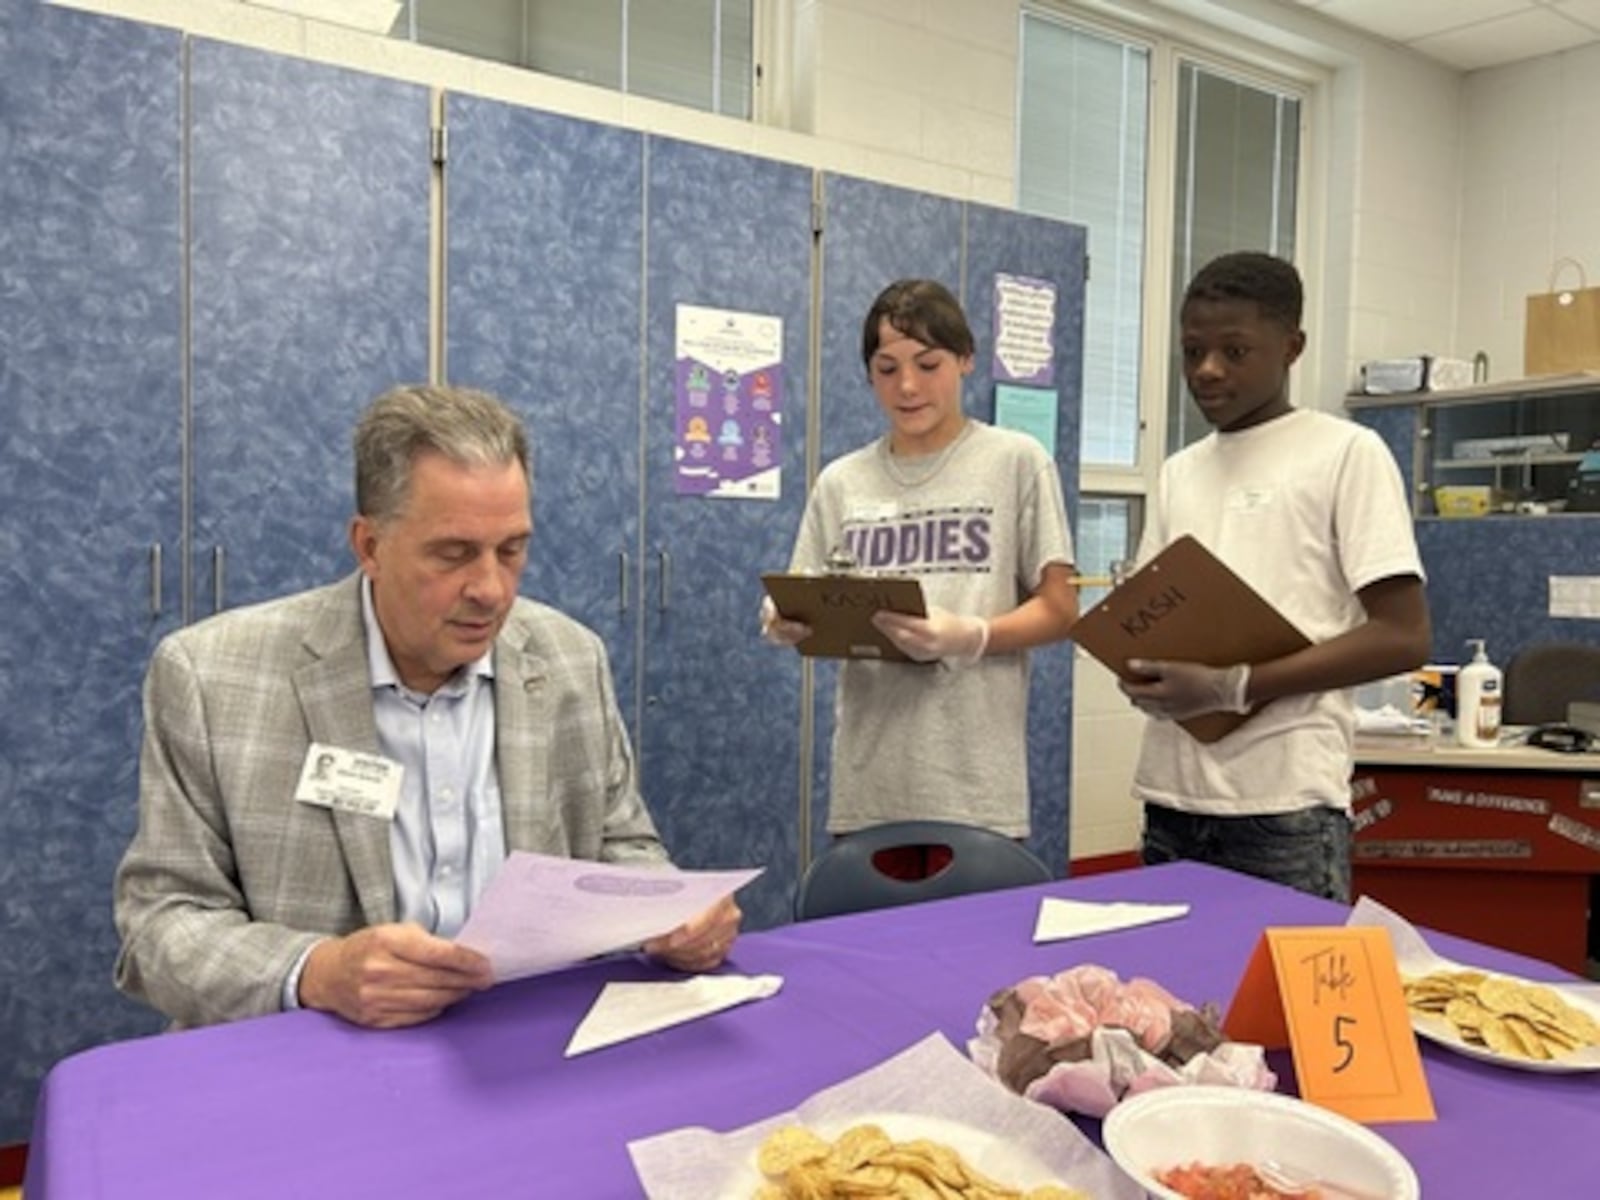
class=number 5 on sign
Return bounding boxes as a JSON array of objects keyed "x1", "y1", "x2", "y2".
[{"x1": 1223, "y1": 926, "x2": 1435, "y2": 1123}]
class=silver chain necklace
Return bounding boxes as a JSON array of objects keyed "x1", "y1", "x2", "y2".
[{"x1": 878, "y1": 418, "x2": 974, "y2": 488}]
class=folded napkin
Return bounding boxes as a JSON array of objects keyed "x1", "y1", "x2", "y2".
[
  {"x1": 1033, "y1": 897, "x2": 1190, "y2": 943},
  {"x1": 565, "y1": 973, "x2": 783, "y2": 1056},
  {"x1": 1355, "y1": 704, "x2": 1432, "y2": 736}
]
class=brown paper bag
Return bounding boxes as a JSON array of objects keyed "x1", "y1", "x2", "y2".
[{"x1": 1525, "y1": 258, "x2": 1600, "y2": 375}]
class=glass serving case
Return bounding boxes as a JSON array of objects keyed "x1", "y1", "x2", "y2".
[{"x1": 1348, "y1": 371, "x2": 1600, "y2": 517}]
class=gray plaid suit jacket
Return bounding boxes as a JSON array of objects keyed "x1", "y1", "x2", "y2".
[{"x1": 113, "y1": 572, "x2": 667, "y2": 1028}]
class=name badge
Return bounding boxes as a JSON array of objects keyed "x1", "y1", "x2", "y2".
[
  {"x1": 1224, "y1": 485, "x2": 1274, "y2": 513},
  {"x1": 845, "y1": 502, "x2": 899, "y2": 523},
  {"x1": 294, "y1": 743, "x2": 403, "y2": 820}
]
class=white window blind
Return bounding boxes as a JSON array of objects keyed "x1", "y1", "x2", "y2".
[{"x1": 1018, "y1": 13, "x2": 1149, "y2": 470}]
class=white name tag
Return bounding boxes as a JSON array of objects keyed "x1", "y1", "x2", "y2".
[
  {"x1": 846, "y1": 502, "x2": 899, "y2": 523},
  {"x1": 294, "y1": 743, "x2": 403, "y2": 820},
  {"x1": 1225, "y1": 484, "x2": 1275, "y2": 513}
]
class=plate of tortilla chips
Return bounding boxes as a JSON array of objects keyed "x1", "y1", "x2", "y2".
[
  {"x1": 746, "y1": 1115, "x2": 1090, "y2": 1199},
  {"x1": 1402, "y1": 966, "x2": 1600, "y2": 1072}
]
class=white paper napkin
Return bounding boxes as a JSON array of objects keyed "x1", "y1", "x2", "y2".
[
  {"x1": 627, "y1": 1032, "x2": 1147, "y2": 1200},
  {"x1": 1032, "y1": 897, "x2": 1191, "y2": 943},
  {"x1": 565, "y1": 973, "x2": 784, "y2": 1057}
]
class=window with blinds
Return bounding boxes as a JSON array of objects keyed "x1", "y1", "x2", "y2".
[
  {"x1": 394, "y1": 0, "x2": 754, "y2": 119},
  {"x1": 1017, "y1": 7, "x2": 1307, "y2": 569}
]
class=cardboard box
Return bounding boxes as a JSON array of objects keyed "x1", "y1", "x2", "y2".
[
  {"x1": 1432, "y1": 485, "x2": 1497, "y2": 518},
  {"x1": 1361, "y1": 355, "x2": 1475, "y2": 395},
  {"x1": 1450, "y1": 432, "x2": 1570, "y2": 460}
]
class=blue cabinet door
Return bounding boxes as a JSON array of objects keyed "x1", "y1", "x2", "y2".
[
  {"x1": 444, "y1": 95, "x2": 644, "y2": 717},
  {"x1": 640, "y1": 138, "x2": 814, "y2": 929},
  {"x1": 0, "y1": 4, "x2": 181, "y2": 1144},
  {"x1": 808, "y1": 174, "x2": 963, "y2": 864},
  {"x1": 188, "y1": 41, "x2": 430, "y2": 613},
  {"x1": 962, "y1": 203, "x2": 1087, "y2": 875}
]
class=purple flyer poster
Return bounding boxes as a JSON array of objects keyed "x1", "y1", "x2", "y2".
[
  {"x1": 674, "y1": 304, "x2": 784, "y2": 499},
  {"x1": 992, "y1": 272, "x2": 1057, "y2": 386}
]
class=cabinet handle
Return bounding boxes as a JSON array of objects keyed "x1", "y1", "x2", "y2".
[
  {"x1": 149, "y1": 543, "x2": 163, "y2": 617},
  {"x1": 618, "y1": 551, "x2": 630, "y2": 614},
  {"x1": 658, "y1": 549, "x2": 671, "y2": 612},
  {"x1": 212, "y1": 545, "x2": 226, "y2": 614}
]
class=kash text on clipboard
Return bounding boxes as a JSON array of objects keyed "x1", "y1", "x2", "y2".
[
  {"x1": 1071, "y1": 535, "x2": 1310, "y2": 742},
  {"x1": 760, "y1": 573, "x2": 928, "y2": 663}
]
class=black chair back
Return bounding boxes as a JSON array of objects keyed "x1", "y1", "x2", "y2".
[
  {"x1": 794, "y1": 819, "x2": 1053, "y2": 920},
  {"x1": 1502, "y1": 642, "x2": 1600, "y2": 726}
]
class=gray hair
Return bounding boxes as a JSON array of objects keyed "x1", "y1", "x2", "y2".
[{"x1": 354, "y1": 384, "x2": 531, "y2": 522}]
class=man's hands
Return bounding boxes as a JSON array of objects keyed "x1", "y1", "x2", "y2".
[
  {"x1": 1119, "y1": 659, "x2": 1251, "y2": 721},
  {"x1": 299, "y1": 924, "x2": 494, "y2": 1029},
  {"x1": 871, "y1": 607, "x2": 989, "y2": 667},
  {"x1": 760, "y1": 595, "x2": 812, "y2": 648},
  {"x1": 642, "y1": 894, "x2": 742, "y2": 973},
  {"x1": 298, "y1": 894, "x2": 743, "y2": 1029}
]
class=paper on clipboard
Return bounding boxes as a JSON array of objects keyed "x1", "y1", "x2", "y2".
[
  {"x1": 760, "y1": 573, "x2": 928, "y2": 662},
  {"x1": 1071, "y1": 535, "x2": 1310, "y2": 743}
]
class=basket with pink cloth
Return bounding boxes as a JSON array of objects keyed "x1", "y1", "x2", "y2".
[{"x1": 969, "y1": 963, "x2": 1276, "y2": 1118}]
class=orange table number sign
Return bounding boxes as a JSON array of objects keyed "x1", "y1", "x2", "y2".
[{"x1": 1223, "y1": 926, "x2": 1435, "y2": 1123}]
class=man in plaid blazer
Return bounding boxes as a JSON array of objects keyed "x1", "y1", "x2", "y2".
[{"x1": 114, "y1": 385, "x2": 740, "y2": 1030}]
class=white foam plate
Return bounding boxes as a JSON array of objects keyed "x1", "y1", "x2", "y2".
[
  {"x1": 1103, "y1": 1086, "x2": 1419, "y2": 1200},
  {"x1": 1406, "y1": 969, "x2": 1600, "y2": 1074}
]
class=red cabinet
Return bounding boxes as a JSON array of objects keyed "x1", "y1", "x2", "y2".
[{"x1": 1351, "y1": 743, "x2": 1600, "y2": 974}]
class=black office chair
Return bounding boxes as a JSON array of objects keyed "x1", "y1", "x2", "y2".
[
  {"x1": 794, "y1": 819, "x2": 1054, "y2": 920},
  {"x1": 1501, "y1": 641, "x2": 1600, "y2": 970},
  {"x1": 1501, "y1": 641, "x2": 1600, "y2": 726}
]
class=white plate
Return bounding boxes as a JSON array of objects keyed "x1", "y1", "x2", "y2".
[
  {"x1": 720, "y1": 1112, "x2": 1064, "y2": 1198},
  {"x1": 1406, "y1": 969, "x2": 1600, "y2": 1074},
  {"x1": 1103, "y1": 1086, "x2": 1419, "y2": 1200}
]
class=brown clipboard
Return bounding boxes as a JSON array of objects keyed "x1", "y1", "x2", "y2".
[
  {"x1": 761, "y1": 573, "x2": 928, "y2": 662},
  {"x1": 1072, "y1": 534, "x2": 1311, "y2": 742}
]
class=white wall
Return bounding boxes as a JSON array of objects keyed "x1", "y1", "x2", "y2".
[
  {"x1": 58, "y1": 0, "x2": 1519, "y2": 864},
  {"x1": 790, "y1": 0, "x2": 1020, "y2": 207},
  {"x1": 1458, "y1": 42, "x2": 1600, "y2": 383}
]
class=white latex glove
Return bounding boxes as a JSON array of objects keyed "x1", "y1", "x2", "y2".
[
  {"x1": 759, "y1": 595, "x2": 812, "y2": 648},
  {"x1": 871, "y1": 607, "x2": 990, "y2": 667},
  {"x1": 1120, "y1": 659, "x2": 1251, "y2": 721}
]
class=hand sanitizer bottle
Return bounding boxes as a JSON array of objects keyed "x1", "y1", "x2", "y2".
[{"x1": 1456, "y1": 639, "x2": 1502, "y2": 748}]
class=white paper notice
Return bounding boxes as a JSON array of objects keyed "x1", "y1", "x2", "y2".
[
  {"x1": 456, "y1": 852, "x2": 762, "y2": 983},
  {"x1": 1032, "y1": 897, "x2": 1191, "y2": 943}
]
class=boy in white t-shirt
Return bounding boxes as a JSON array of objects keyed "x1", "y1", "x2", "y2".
[{"x1": 1120, "y1": 252, "x2": 1431, "y2": 900}]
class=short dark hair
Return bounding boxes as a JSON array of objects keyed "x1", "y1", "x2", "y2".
[
  {"x1": 1183, "y1": 251, "x2": 1303, "y2": 330},
  {"x1": 354, "y1": 384, "x2": 530, "y2": 523},
  {"x1": 860, "y1": 279, "x2": 975, "y2": 372}
]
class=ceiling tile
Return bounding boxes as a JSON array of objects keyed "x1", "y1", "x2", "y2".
[
  {"x1": 1413, "y1": 7, "x2": 1600, "y2": 69},
  {"x1": 1550, "y1": 0, "x2": 1600, "y2": 31},
  {"x1": 1315, "y1": 0, "x2": 1531, "y2": 44}
]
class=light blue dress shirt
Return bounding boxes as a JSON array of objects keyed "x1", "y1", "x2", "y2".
[
  {"x1": 363, "y1": 577, "x2": 506, "y2": 938},
  {"x1": 280, "y1": 580, "x2": 506, "y2": 1009}
]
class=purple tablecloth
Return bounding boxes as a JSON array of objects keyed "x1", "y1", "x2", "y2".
[{"x1": 26, "y1": 862, "x2": 1600, "y2": 1197}]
